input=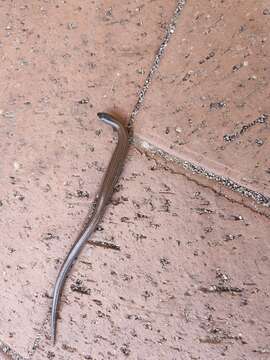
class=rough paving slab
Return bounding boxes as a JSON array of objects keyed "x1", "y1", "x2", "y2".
[
  {"x1": 1, "y1": 1, "x2": 270, "y2": 359},
  {"x1": 0, "y1": 0, "x2": 176, "y2": 119},
  {"x1": 134, "y1": 0, "x2": 270, "y2": 198},
  {"x1": 0, "y1": 0, "x2": 177, "y2": 357},
  {"x1": 30, "y1": 147, "x2": 270, "y2": 360}
]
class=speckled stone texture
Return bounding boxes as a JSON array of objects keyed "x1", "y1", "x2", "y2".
[
  {"x1": 0, "y1": 0, "x2": 177, "y2": 357},
  {"x1": 135, "y1": 0, "x2": 270, "y2": 198},
  {"x1": 0, "y1": 1, "x2": 270, "y2": 360},
  {"x1": 32, "y1": 149, "x2": 270, "y2": 359}
]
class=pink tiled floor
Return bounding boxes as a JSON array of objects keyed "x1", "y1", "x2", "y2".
[
  {"x1": 135, "y1": 0, "x2": 270, "y2": 197},
  {"x1": 31, "y1": 148, "x2": 270, "y2": 360},
  {"x1": 0, "y1": 1, "x2": 269, "y2": 359}
]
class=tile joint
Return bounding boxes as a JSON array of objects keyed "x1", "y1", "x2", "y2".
[
  {"x1": 0, "y1": 339, "x2": 28, "y2": 360},
  {"x1": 128, "y1": 0, "x2": 270, "y2": 211},
  {"x1": 133, "y1": 135, "x2": 270, "y2": 209},
  {"x1": 128, "y1": 0, "x2": 187, "y2": 129}
]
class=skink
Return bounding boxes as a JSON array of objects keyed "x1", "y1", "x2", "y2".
[{"x1": 51, "y1": 112, "x2": 129, "y2": 343}]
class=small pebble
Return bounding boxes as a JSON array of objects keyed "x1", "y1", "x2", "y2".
[
  {"x1": 67, "y1": 22, "x2": 78, "y2": 29},
  {"x1": 255, "y1": 138, "x2": 264, "y2": 146},
  {"x1": 13, "y1": 161, "x2": 20, "y2": 170}
]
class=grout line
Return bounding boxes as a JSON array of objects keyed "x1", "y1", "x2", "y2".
[
  {"x1": 127, "y1": 0, "x2": 269, "y2": 212},
  {"x1": 0, "y1": 339, "x2": 27, "y2": 360},
  {"x1": 128, "y1": 0, "x2": 187, "y2": 129},
  {"x1": 133, "y1": 135, "x2": 270, "y2": 208}
]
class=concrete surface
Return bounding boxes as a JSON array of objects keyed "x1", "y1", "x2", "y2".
[
  {"x1": 135, "y1": 0, "x2": 270, "y2": 199},
  {"x1": 0, "y1": 1, "x2": 269, "y2": 359}
]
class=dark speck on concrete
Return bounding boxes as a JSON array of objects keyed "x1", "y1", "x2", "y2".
[{"x1": 210, "y1": 101, "x2": 225, "y2": 110}]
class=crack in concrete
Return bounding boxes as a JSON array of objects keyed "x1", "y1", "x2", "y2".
[
  {"x1": 0, "y1": 339, "x2": 27, "y2": 360},
  {"x1": 128, "y1": 0, "x2": 187, "y2": 130},
  {"x1": 133, "y1": 135, "x2": 270, "y2": 209},
  {"x1": 134, "y1": 145, "x2": 270, "y2": 219},
  {"x1": 127, "y1": 0, "x2": 270, "y2": 214},
  {"x1": 223, "y1": 113, "x2": 268, "y2": 142}
]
